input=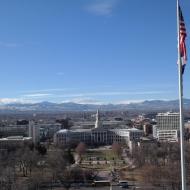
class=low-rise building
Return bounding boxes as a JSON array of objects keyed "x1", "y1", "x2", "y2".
[
  {"x1": 0, "y1": 136, "x2": 32, "y2": 149},
  {"x1": 0, "y1": 125, "x2": 28, "y2": 137},
  {"x1": 54, "y1": 110, "x2": 144, "y2": 146}
]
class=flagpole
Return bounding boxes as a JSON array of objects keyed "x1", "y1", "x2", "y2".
[{"x1": 177, "y1": 0, "x2": 186, "y2": 189}]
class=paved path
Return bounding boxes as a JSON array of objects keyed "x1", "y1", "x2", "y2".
[{"x1": 122, "y1": 149, "x2": 134, "y2": 168}]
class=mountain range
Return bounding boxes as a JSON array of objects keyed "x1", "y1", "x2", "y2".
[{"x1": 0, "y1": 99, "x2": 189, "y2": 113}]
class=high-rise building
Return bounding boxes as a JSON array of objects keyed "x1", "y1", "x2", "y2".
[
  {"x1": 28, "y1": 121, "x2": 40, "y2": 144},
  {"x1": 154, "y1": 112, "x2": 180, "y2": 142},
  {"x1": 156, "y1": 112, "x2": 179, "y2": 130}
]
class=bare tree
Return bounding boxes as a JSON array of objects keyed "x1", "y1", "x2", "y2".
[
  {"x1": 47, "y1": 150, "x2": 66, "y2": 182},
  {"x1": 112, "y1": 142, "x2": 122, "y2": 158},
  {"x1": 16, "y1": 147, "x2": 39, "y2": 177},
  {"x1": 75, "y1": 142, "x2": 86, "y2": 163}
]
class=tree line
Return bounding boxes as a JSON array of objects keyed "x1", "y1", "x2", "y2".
[
  {"x1": 0, "y1": 142, "x2": 95, "y2": 190},
  {"x1": 130, "y1": 142, "x2": 190, "y2": 190}
]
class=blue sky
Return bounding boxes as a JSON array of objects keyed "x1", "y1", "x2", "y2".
[{"x1": 0, "y1": 0, "x2": 190, "y2": 104}]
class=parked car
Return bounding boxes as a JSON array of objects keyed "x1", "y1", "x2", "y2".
[{"x1": 118, "y1": 180, "x2": 129, "y2": 189}]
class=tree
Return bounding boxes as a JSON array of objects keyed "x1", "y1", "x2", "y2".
[
  {"x1": 75, "y1": 142, "x2": 86, "y2": 163},
  {"x1": 57, "y1": 167, "x2": 95, "y2": 190},
  {"x1": 35, "y1": 144, "x2": 47, "y2": 156},
  {"x1": 47, "y1": 150, "x2": 66, "y2": 182},
  {"x1": 63, "y1": 149, "x2": 75, "y2": 165},
  {"x1": 27, "y1": 172, "x2": 44, "y2": 190},
  {"x1": 16, "y1": 148, "x2": 39, "y2": 177},
  {"x1": 112, "y1": 142, "x2": 122, "y2": 158},
  {"x1": 0, "y1": 167, "x2": 16, "y2": 190}
]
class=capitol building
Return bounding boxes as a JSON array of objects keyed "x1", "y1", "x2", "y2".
[{"x1": 54, "y1": 110, "x2": 144, "y2": 146}]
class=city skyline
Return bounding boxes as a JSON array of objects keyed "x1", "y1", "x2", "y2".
[{"x1": 1, "y1": 0, "x2": 190, "y2": 104}]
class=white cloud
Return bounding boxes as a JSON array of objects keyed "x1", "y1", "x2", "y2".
[
  {"x1": 21, "y1": 88, "x2": 75, "y2": 93},
  {"x1": 62, "y1": 98, "x2": 104, "y2": 105},
  {"x1": 0, "y1": 96, "x2": 176, "y2": 106},
  {"x1": 56, "y1": 90, "x2": 171, "y2": 98},
  {"x1": 0, "y1": 89, "x2": 172, "y2": 105},
  {"x1": 116, "y1": 100, "x2": 145, "y2": 104},
  {"x1": 85, "y1": 0, "x2": 119, "y2": 16},
  {"x1": 116, "y1": 98, "x2": 174, "y2": 105},
  {"x1": 0, "y1": 98, "x2": 34, "y2": 105},
  {"x1": 22, "y1": 93, "x2": 52, "y2": 98},
  {"x1": 61, "y1": 98, "x2": 171, "y2": 105},
  {"x1": 0, "y1": 98, "x2": 20, "y2": 104}
]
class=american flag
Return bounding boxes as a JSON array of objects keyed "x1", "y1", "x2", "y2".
[{"x1": 179, "y1": 6, "x2": 187, "y2": 74}]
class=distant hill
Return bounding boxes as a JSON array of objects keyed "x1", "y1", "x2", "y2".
[{"x1": 0, "y1": 99, "x2": 189, "y2": 113}]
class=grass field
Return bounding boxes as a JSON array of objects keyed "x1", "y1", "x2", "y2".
[
  {"x1": 79, "y1": 149, "x2": 127, "y2": 172},
  {"x1": 84, "y1": 149, "x2": 121, "y2": 161}
]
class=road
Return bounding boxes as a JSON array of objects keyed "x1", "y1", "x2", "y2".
[{"x1": 122, "y1": 149, "x2": 134, "y2": 168}]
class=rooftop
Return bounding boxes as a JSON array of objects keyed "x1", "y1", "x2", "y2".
[
  {"x1": 57, "y1": 127, "x2": 142, "y2": 134},
  {"x1": 0, "y1": 136, "x2": 32, "y2": 141},
  {"x1": 157, "y1": 112, "x2": 179, "y2": 116}
]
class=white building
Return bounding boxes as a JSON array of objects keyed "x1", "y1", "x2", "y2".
[
  {"x1": 157, "y1": 130, "x2": 179, "y2": 142},
  {"x1": 156, "y1": 112, "x2": 179, "y2": 130},
  {"x1": 154, "y1": 112, "x2": 180, "y2": 142},
  {"x1": 0, "y1": 136, "x2": 32, "y2": 148},
  {"x1": 54, "y1": 127, "x2": 143, "y2": 146},
  {"x1": 110, "y1": 128, "x2": 143, "y2": 144},
  {"x1": 54, "y1": 110, "x2": 143, "y2": 146}
]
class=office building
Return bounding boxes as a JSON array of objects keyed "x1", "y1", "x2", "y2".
[{"x1": 154, "y1": 112, "x2": 180, "y2": 142}]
